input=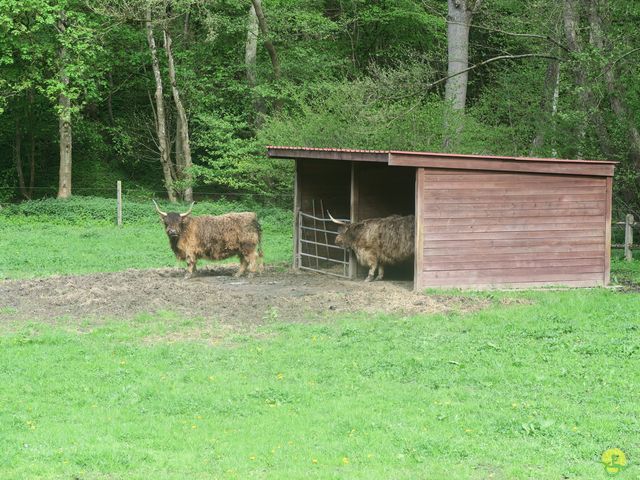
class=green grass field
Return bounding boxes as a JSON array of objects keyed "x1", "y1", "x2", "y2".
[
  {"x1": 1, "y1": 198, "x2": 639, "y2": 479},
  {"x1": 0, "y1": 197, "x2": 292, "y2": 278}
]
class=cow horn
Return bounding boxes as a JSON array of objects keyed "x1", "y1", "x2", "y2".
[
  {"x1": 152, "y1": 199, "x2": 167, "y2": 217},
  {"x1": 180, "y1": 201, "x2": 195, "y2": 217},
  {"x1": 327, "y1": 210, "x2": 348, "y2": 226}
]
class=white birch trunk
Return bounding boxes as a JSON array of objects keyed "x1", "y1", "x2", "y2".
[
  {"x1": 443, "y1": 0, "x2": 480, "y2": 149},
  {"x1": 145, "y1": 8, "x2": 176, "y2": 203},
  {"x1": 164, "y1": 27, "x2": 193, "y2": 202},
  {"x1": 57, "y1": 10, "x2": 72, "y2": 199},
  {"x1": 245, "y1": 4, "x2": 266, "y2": 125},
  {"x1": 444, "y1": 0, "x2": 472, "y2": 111}
]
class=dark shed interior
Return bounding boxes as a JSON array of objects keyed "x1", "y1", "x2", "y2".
[
  {"x1": 298, "y1": 159, "x2": 350, "y2": 219},
  {"x1": 296, "y1": 158, "x2": 415, "y2": 280},
  {"x1": 353, "y1": 162, "x2": 415, "y2": 219}
]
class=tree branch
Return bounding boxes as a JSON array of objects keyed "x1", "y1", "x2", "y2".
[
  {"x1": 427, "y1": 53, "x2": 562, "y2": 90},
  {"x1": 465, "y1": 23, "x2": 569, "y2": 52},
  {"x1": 470, "y1": 0, "x2": 483, "y2": 14},
  {"x1": 595, "y1": 47, "x2": 640, "y2": 80}
]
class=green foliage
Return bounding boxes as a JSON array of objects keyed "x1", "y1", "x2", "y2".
[
  {"x1": 610, "y1": 250, "x2": 640, "y2": 285},
  {"x1": 0, "y1": 196, "x2": 292, "y2": 227},
  {"x1": 260, "y1": 74, "x2": 520, "y2": 156},
  {"x1": 1, "y1": 196, "x2": 147, "y2": 225},
  {"x1": 190, "y1": 113, "x2": 294, "y2": 200},
  {"x1": 0, "y1": 165, "x2": 16, "y2": 203}
]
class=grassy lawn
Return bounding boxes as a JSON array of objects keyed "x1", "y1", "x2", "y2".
[
  {"x1": 0, "y1": 290, "x2": 638, "y2": 479},
  {"x1": 0, "y1": 222, "x2": 291, "y2": 278},
  {"x1": 1, "y1": 198, "x2": 639, "y2": 479}
]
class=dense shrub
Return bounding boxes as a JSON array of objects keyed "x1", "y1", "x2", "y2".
[
  {"x1": 0, "y1": 196, "x2": 292, "y2": 227},
  {"x1": 259, "y1": 77, "x2": 522, "y2": 156}
]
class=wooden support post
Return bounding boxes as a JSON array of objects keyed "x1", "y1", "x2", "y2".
[
  {"x1": 348, "y1": 161, "x2": 358, "y2": 279},
  {"x1": 414, "y1": 168, "x2": 425, "y2": 291},
  {"x1": 625, "y1": 213, "x2": 634, "y2": 262},
  {"x1": 320, "y1": 199, "x2": 330, "y2": 263},
  {"x1": 604, "y1": 177, "x2": 612, "y2": 284},
  {"x1": 297, "y1": 211, "x2": 303, "y2": 270},
  {"x1": 116, "y1": 180, "x2": 122, "y2": 227},
  {"x1": 293, "y1": 159, "x2": 301, "y2": 269},
  {"x1": 312, "y1": 199, "x2": 319, "y2": 268}
]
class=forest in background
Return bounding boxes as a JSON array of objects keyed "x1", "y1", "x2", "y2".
[{"x1": 1, "y1": 0, "x2": 639, "y2": 213}]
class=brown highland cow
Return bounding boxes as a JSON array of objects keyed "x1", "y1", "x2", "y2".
[
  {"x1": 328, "y1": 212, "x2": 415, "y2": 282},
  {"x1": 154, "y1": 200, "x2": 264, "y2": 278}
]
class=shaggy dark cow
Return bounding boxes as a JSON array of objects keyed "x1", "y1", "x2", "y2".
[
  {"x1": 328, "y1": 212, "x2": 414, "y2": 282},
  {"x1": 154, "y1": 200, "x2": 264, "y2": 279}
]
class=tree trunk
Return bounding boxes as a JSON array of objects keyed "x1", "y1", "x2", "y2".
[
  {"x1": 29, "y1": 130, "x2": 35, "y2": 198},
  {"x1": 14, "y1": 119, "x2": 28, "y2": 199},
  {"x1": 27, "y1": 88, "x2": 36, "y2": 198},
  {"x1": 145, "y1": 8, "x2": 176, "y2": 202},
  {"x1": 164, "y1": 26, "x2": 193, "y2": 202},
  {"x1": 245, "y1": 4, "x2": 259, "y2": 89},
  {"x1": 444, "y1": 0, "x2": 473, "y2": 111},
  {"x1": 562, "y1": 0, "x2": 612, "y2": 158},
  {"x1": 107, "y1": 71, "x2": 115, "y2": 124},
  {"x1": 58, "y1": 94, "x2": 72, "y2": 198},
  {"x1": 245, "y1": 3, "x2": 266, "y2": 126},
  {"x1": 443, "y1": 0, "x2": 481, "y2": 149},
  {"x1": 250, "y1": 0, "x2": 282, "y2": 110},
  {"x1": 530, "y1": 58, "x2": 560, "y2": 155},
  {"x1": 550, "y1": 63, "x2": 560, "y2": 158},
  {"x1": 588, "y1": 0, "x2": 640, "y2": 166},
  {"x1": 183, "y1": 9, "x2": 190, "y2": 40},
  {"x1": 608, "y1": 78, "x2": 640, "y2": 166},
  {"x1": 562, "y1": 0, "x2": 586, "y2": 135},
  {"x1": 175, "y1": 115, "x2": 184, "y2": 189},
  {"x1": 57, "y1": 10, "x2": 72, "y2": 199}
]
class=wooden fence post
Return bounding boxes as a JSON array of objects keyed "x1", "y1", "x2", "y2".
[
  {"x1": 625, "y1": 213, "x2": 634, "y2": 261},
  {"x1": 116, "y1": 181, "x2": 122, "y2": 227}
]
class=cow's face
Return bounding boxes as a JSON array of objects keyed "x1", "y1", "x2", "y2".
[
  {"x1": 161, "y1": 212, "x2": 187, "y2": 238},
  {"x1": 153, "y1": 201, "x2": 194, "y2": 238},
  {"x1": 327, "y1": 212, "x2": 350, "y2": 247},
  {"x1": 334, "y1": 225, "x2": 348, "y2": 247}
]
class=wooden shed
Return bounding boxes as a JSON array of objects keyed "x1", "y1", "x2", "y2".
[{"x1": 267, "y1": 146, "x2": 616, "y2": 290}]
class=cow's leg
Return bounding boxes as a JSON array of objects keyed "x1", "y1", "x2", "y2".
[
  {"x1": 252, "y1": 244, "x2": 265, "y2": 273},
  {"x1": 235, "y1": 256, "x2": 248, "y2": 277},
  {"x1": 245, "y1": 250, "x2": 260, "y2": 277},
  {"x1": 257, "y1": 250, "x2": 265, "y2": 273},
  {"x1": 185, "y1": 255, "x2": 197, "y2": 279},
  {"x1": 365, "y1": 261, "x2": 377, "y2": 282},
  {"x1": 376, "y1": 264, "x2": 385, "y2": 281}
]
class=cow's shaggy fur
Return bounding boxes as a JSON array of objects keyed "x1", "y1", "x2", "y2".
[
  {"x1": 157, "y1": 209, "x2": 264, "y2": 279},
  {"x1": 335, "y1": 214, "x2": 414, "y2": 281}
]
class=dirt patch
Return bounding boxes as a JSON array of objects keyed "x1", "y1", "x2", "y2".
[
  {"x1": 0, "y1": 265, "x2": 488, "y2": 327},
  {"x1": 498, "y1": 297, "x2": 535, "y2": 306},
  {"x1": 614, "y1": 279, "x2": 640, "y2": 293}
]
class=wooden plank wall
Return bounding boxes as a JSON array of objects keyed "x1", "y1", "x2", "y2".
[{"x1": 420, "y1": 168, "x2": 608, "y2": 288}]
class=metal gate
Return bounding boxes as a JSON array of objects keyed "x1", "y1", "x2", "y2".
[{"x1": 297, "y1": 210, "x2": 352, "y2": 278}]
